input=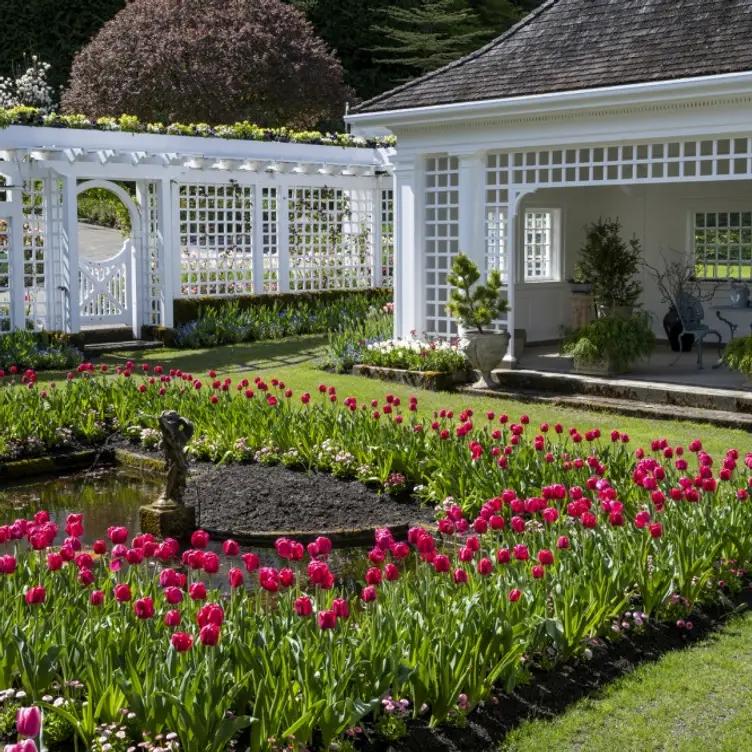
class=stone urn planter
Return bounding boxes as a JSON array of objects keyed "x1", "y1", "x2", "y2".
[{"x1": 460, "y1": 329, "x2": 510, "y2": 387}]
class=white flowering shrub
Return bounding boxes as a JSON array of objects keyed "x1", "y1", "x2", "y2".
[{"x1": 0, "y1": 56, "x2": 54, "y2": 112}]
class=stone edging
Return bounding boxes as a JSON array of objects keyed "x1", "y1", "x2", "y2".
[{"x1": 352, "y1": 364, "x2": 472, "y2": 391}]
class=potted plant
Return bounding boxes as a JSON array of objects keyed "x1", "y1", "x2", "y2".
[
  {"x1": 576, "y1": 218, "x2": 643, "y2": 317},
  {"x1": 446, "y1": 253, "x2": 508, "y2": 387},
  {"x1": 562, "y1": 312, "x2": 656, "y2": 375},
  {"x1": 642, "y1": 251, "x2": 718, "y2": 352},
  {"x1": 723, "y1": 334, "x2": 752, "y2": 379}
]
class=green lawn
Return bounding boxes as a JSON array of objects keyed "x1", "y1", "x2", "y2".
[
  {"x1": 51, "y1": 335, "x2": 749, "y2": 457},
  {"x1": 501, "y1": 611, "x2": 752, "y2": 752}
]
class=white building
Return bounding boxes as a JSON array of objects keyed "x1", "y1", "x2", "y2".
[{"x1": 347, "y1": 0, "x2": 752, "y2": 366}]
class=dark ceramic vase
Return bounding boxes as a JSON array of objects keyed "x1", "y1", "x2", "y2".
[{"x1": 663, "y1": 307, "x2": 694, "y2": 352}]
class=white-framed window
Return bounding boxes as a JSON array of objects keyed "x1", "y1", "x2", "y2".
[
  {"x1": 694, "y1": 211, "x2": 752, "y2": 280},
  {"x1": 523, "y1": 209, "x2": 560, "y2": 282}
]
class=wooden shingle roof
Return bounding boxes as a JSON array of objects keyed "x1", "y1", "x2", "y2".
[{"x1": 352, "y1": 0, "x2": 752, "y2": 114}]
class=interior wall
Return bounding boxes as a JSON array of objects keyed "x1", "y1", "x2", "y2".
[{"x1": 517, "y1": 181, "x2": 752, "y2": 342}]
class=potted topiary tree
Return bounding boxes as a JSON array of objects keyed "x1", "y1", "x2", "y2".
[
  {"x1": 576, "y1": 218, "x2": 643, "y2": 317},
  {"x1": 446, "y1": 253, "x2": 508, "y2": 387}
]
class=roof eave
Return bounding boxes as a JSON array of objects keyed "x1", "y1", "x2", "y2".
[{"x1": 346, "y1": 71, "x2": 752, "y2": 131}]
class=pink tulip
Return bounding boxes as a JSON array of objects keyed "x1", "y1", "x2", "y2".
[
  {"x1": 16, "y1": 707, "x2": 41, "y2": 738},
  {"x1": 171, "y1": 632, "x2": 193, "y2": 652},
  {"x1": 199, "y1": 623, "x2": 220, "y2": 646},
  {"x1": 113, "y1": 583, "x2": 132, "y2": 603},
  {"x1": 228, "y1": 568, "x2": 244, "y2": 589},
  {"x1": 222, "y1": 539, "x2": 239, "y2": 556},
  {"x1": 164, "y1": 609, "x2": 181, "y2": 627},
  {"x1": 294, "y1": 595, "x2": 313, "y2": 617},
  {"x1": 188, "y1": 582, "x2": 207, "y2": 601},
  {"x1": 134, "y1": 597, "x2": 155, "y2": 620},
  {"x1": 317, "y1": 610, "x2": 337, "y2": 629},
  {"x1": 190, "y1": 529, "x2": 210, "y2": 549}
]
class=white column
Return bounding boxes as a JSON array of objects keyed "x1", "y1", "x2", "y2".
[
  {"x1": 501, "y1": 190, "x2": 519, "y2": 368},
  {"x1": 61, "y1": 175, "x2": 80, "y2": 333},
  {"x1": 392, "y1": 156, "x2": 424, "y2": 338},
  {"x1": 370, "y1": 179, "x2": 383, "y2": 289},
  {"x1": 134, "y1": 181, "x2": 149, "y2": 337},
  {"x1": 457, "y1": 150, "x2": 486, "y2": 273},
  {"x1": 251, "y1": 182, "x2": 265, "y2": 294},
  {"x1": 157, "y1": 178, "x2": 175, "y2": 328},
  {"x1": 277, "y1": 185, "x2": 290, "y2": 293}
]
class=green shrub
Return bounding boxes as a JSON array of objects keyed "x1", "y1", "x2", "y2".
[
  {"x1": 562, "y1": 313, "x2": 656, "y2": 372},
  {"x1": 173, "y1": 289, "x2": 392, "y2": 349},
  {"x1": 0, "y1": 330, "x2": 82, "y2": 371},
  {"x1": 446, "y1": 253, "x2": 507, "y2": 333},
  {"x1": 77, "y1": 187, "x2": 132, "y2": 234},
  {"x1": 723, "y1": 335, "x2": 752, "y2": 376},
  {"x1": 320, "y1": 305, "x2": 393, "y2": 372}
]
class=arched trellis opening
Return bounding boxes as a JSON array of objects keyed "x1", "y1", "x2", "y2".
[{"x1": 76, "y1": 179, "x2": 142, "y2": 334}]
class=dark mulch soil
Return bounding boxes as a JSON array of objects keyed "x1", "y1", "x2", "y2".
[{"x1": 184, "y1": 461, "x2": 433, "y2": 535}]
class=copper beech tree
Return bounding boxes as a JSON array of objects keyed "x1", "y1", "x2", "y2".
[{"x1": 61, "y1": 0, "x2": 349, "y2": 128}]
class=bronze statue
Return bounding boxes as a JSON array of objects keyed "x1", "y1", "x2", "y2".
[{"x1": 156, "y1": 410, "x2": 194, "y2": 506}]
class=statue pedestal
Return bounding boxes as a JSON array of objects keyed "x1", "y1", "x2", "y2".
[{"x1": 139, "y1": 501, "x2": 195, "y2": 541}]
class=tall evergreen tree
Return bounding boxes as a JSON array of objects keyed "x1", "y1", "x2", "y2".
[{"x1": 371, "y1": 0, "x2": 489, "y2": 78}]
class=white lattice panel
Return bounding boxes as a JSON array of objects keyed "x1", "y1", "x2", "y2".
[
  {"x1": 425, "y1": 156, "x2": 459, "y2": 337},
  {"x1": 179, "y1": 183, "x2": 254, "y2": 297},
  {"x1": 485, "y1": 153, "x2": 509, "y2": 282},
  {"x1": 381, "y1": 188, "x2": 394, "y2": 287},
  {"x1": 261, "y1": 187, "x2": 279, "y2": 292},
  {"x1": 287, "y1": 187, "x2": 372, "y2": 291},
  {"x1": 0, "y1": 219, "x2": 10, "y2": 331},
  {"x1": 145, "y1": 182, "x2": 163, "y2": 324},
  {"x1": 22, "y1": 180, "x2": 48, "y2": 329}
]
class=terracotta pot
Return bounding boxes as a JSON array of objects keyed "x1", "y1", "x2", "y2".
[{"x1": 459, "y1": 329, "x2": 510, "y2": 387}]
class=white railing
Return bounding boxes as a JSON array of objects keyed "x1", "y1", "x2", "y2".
[{"x1": 79, "y1": 240, "x2": 132, "y2": 327}]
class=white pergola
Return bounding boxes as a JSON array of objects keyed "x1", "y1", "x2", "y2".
[
  {"x1": 0, "y1": 126, "x2": 394, "y2": 335},
  {"x1": 348, "y1": 72, "x2": 752, "y2": 364}
]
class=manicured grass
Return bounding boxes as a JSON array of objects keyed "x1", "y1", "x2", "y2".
[
  {"x1": 500, "y1": 611, "x2": 752, "y2": 752},
  {"x1": 66, "y1": 336, "x2": 751, "y2": 457}
]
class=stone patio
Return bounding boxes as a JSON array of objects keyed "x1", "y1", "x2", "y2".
[{"x1": 484, "y1": 342, "x2": 752, "y2": 423}]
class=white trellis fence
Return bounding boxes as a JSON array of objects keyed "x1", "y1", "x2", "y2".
[{"x1": 0, "y1": 125, "x2": 394, "y2": 335}]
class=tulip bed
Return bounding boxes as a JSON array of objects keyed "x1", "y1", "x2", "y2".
[{"x1": 0, "y1": 365, "x2": 752, "y2": 750}]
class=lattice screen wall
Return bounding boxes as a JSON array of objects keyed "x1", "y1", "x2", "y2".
[
  {"x1": 178, "y1": 183, "x2": 255, "y2": 297},
  {"x1": 425, "y1": 156, "x2": 459, "y2": 337},
  {"x1": 287, "y1": 187, "x2": 373, "y2": 292},
  {"x1": 381, "y1": 188, "x2": 395, "y2": 287},
  {"x1": 144, "y1": 183, "x2": 163, "y2": 325},
  {"x1": 0, "y1": 218, "x2": 10, "y2": 331},
  {"x1": 260, "y1": 187, "x2": 279, "y2": 293},
  {"x1": 22, "y1": 179, "x2": 49, "y2": 330}
]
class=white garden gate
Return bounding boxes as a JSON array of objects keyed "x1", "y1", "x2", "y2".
[{"x1": 76, "y1": 180, "x2": 140, "y2": 332}]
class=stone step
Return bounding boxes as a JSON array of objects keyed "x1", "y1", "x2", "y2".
[
  {"x1": 461, "y1": 385, "x2": 752, "y2": 431},
  {"x1": 490, "y1": 368, "x2": 752, "y2": 415}
]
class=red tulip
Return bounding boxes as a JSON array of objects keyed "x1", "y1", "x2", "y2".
[
  {"x1": 24, "y1": 586, "x2": 45, "y2": 605},
  {"x1": 294, "y1": 595, "x2": 313, "y2": 617},
  {"x1": 649, "y1": 522, "x2": 663, "y2": 539},
  {"x1": 241, "y1": 552, "x2": 260, "y2": 572},
  {"x1": 279, "y1": 568, "x2": 295, "y2": 588},
  {"x1": 164, "y1": 586, "x2": 183, "y2": 605},
  {"x1": 365, "y1": 567, "x2": 382, "y2": 585},
  {"x1": 46, "y1": 553, "x2": 64, "y2": 571},
  {"x1": 134, "y1": 597, "x2": 155, "y2": 620},
  {"x1": 384, "y1": 563, "x2": 400, "y2": 581},
  {"x1": 222, "y1": 539, "x2": 240, "y2": 556},
  {"x1": 453, "y1": 568, "x2": 468, "y2": 584},
  {"x1": 508, "y1": 588, "x2": 522, "y2": 602},
  {"x1": 477, "y1": 557, "x2": 493, "y2": 576},
  {"x1": 361, "y1": 585, "x2": 378, "y2": 602},
  {"x1": 197, "y1": 603, "x2": 224, "y2": 628},
  {"x1": 90, "y1": 590, "x2": 104, "y2": 606},
  {"x1": 113, "y1": 583, "x2": 132, "y2": 602},
  {"x1": 107, "y1": 526, "x2": 128, "y2": 544},
  {"x1": 556, "y1": 536, "x2": 570, "y2": 550},
  {"x1": 228, "y1": 568, "x2": 244, "y2": 589},
  {"x1": 190, "y1": 529, "x2": 210, "y2": 549},
  {"x1": 164, "y1": 609, "x2": 182, "y2": 627},
  {"x1": 171, "y1": 631, "x2": 193, "y2": 652},
  {"x1": 317, "y1": 610, "x2": 337, "y2": 629},
  {"x1": 202, "y1": 552, "x2": 220, "y2": 574},
  {"x1": 332, "y1": 598, "x2": 350, "y2": 619},
  {"x1": 199, "y1": 623, "x2": 221, "y2": 646},
  {"x1": 537, "y1": 549, "x2": 554, "y2": 566}
]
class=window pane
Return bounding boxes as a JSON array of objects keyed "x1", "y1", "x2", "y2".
[
  {"x1": 523, "y1": 210, "x2": 557, "y2": 281},
  {"x1": 694, "y1": 210, "x2": 752, "y2": 280}
]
